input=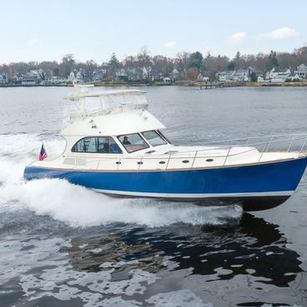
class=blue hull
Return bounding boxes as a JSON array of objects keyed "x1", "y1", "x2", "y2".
[{"x1": 24, "y1": 157, "x2": 307, "y2": 211}]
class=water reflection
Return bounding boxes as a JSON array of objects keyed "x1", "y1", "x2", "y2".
[
  {"x1": 68, "y1": 213, "x2": 302, "y2": 288},
  {"x1": 69, "y1": 231, "x2": 166, "y2": 276}
]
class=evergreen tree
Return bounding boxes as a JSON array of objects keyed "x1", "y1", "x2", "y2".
[
  {"x1": 188, "y1": 52, "x2": 203, "y2": 71},
  {"x1": 108, "y1": 53, "x2": 121, "y2": 80}
]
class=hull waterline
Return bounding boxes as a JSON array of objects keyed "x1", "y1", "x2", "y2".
[
  {"x1": 24, "y1": 156, "x2": 307, "y2": 211},
  {"x1": 92, "y1": 189, "x2": 290, "y2": 211}
]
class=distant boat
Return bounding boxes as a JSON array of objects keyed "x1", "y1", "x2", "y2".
[{"x1": 24, "y1": 89, "x2": 307, "y2": 211}]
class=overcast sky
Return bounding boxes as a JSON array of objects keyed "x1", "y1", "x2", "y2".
[{"x1": 1, "y1": 0, "x2": 306, "y2": 63}]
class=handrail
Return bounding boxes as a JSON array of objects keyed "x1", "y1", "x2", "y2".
[
  {"x1": 168, "y1": 134, "x2": 307, "y2": 155},
  {"x1": 192, "y1": 133, "x2": 307, "y2": 146},
  {"x1": 300, "y1": 139, "x2": 307, "y2": 153},
  {"x1": 70, "y1": 134, "x2": 307, "y2": 171}
]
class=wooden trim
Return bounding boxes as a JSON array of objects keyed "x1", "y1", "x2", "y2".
[{"x1": 29, "y1": 155, "x2": 307, "y2": 173}]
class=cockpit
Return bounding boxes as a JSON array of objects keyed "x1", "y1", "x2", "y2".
[
  {"x1": 118, "y1": 130, "x2": 168, "y2": 153},
  {"x1": 71, "y1": 130, "x2": 170, "y2": 154}
]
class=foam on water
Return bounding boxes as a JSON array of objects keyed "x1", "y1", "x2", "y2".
[
  {"x1": 0, "y1": 133, "x2": 65, "y2": 158},
  {"x1": 0, "y1": 133, "x2": 64, "y2": 184},
  {"x1": 0, "y1": 178, "x2": 242, "y2": 228},
  {"x1": 0, "y1": 133, "x2": 243, "y2": 228}
]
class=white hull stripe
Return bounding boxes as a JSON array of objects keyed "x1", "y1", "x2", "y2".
[{"x1": 92, "y1": 189, "x2": 293, "y2": 198}]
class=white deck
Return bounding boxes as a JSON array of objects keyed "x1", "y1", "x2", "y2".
[{"x1": 32, "y1": 145, "x2": 301, "y2": 172}]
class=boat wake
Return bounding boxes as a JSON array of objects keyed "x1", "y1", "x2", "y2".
[{"x1": 0, "y1": 133, "x2": 243, "y2": 228}]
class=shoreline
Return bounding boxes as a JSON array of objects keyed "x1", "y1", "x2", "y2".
[{"x1": 0, "y1": 81, "x2": 307, "y2": 88}]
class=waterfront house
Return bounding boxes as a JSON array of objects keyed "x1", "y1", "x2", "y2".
[
  {"x1": 116, "y1": 68, "x2": 128, "y2": 81},
  {"x1": 197, "y1": 73, "x2": 204, "y2": 81},
  {"x1": 92, "y1": 69, "x2": 107, "y2": 82},
  {"x1": 21, "y1": 70, "x2": 43, "y2": 86},
  {"x1": 257, "y1": 76, "x2": 266, "y2": 83},
  {"x1": 294, "y1": 64, "x2": 307, "y2": 79},
  {"x1": 126, "y1": 68, "x2": 139, "y2": 81},
  {"x1": 171, "y1": 69, "x2": 179, "y2": 80},
  {"x1": 216, "y1": 69, "x2": 250, "y2": 82},
  {"x1": 142, "y1": 67, "x2": 151, "y2": 80},
  {"x1": 76, "y1": 70, "x2": 84, "y2": 83},
  {"x1": 126, "y1": 67, "x2": 148, "y2": 81},
  {"x1": 151, "y1": 72, "x2": 163, "y2": 81},
  {"x1": 11, "y1": 74, "x2": 22, "y2": 85},
  {"x1": 216, "y1": 71, "x2": 233, "y2": 82},
  {"x1": 202, "y1": 76, "x2": 209, "y2": 82},
  {"x1": 231, "y1": 69, "x2": 250, "y2": 82},
  {"x1": 67, "y1": 70, "x2": 84, "y2": 84},
  {"x1": 286, "y1": 73, "x2": 302, "y2": 81},
  {"x1": 0, "y1": 73, "x2": 8, "y2": 84},
  {"x1": 47, "y1": 76, "x2": 66, "y2": 85},
  {"x1": 68, "y1": 71, "x2": 76, "y2": 83},
  {"x1": 265, "y1": 68, "x2": 291, "y2": 83}
]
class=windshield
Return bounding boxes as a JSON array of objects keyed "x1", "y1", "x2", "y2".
[
  {"x1": 118, "y1": 133, "x2": 149, "y2": 153},
  {"x1": 142, "y1": 130, "x2": 167, "y2": 146}
]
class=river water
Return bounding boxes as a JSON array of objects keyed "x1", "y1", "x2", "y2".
[{"x1": 0, "y1": 86, "x2": 307, "y2": 306}]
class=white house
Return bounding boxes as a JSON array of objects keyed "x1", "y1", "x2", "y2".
[
  {"x1": 232, "y1": 69, "x2": 250, "y2": 82},
  {"x1": 0, "y1": 73, "x2": 8, "y2": 84},
  {"x1": 47, "y1": 76, "x2": 66, "y2": 85},
  {"x1": 197, "y1": 73, "x2": 210, "y2": 82},
  {"x1": 116, "y1": 68, "x2": 128, "y2": 81},
  {"x1": 142, "y1": 67, "x2": 151, "y2": 80},
  {"x1": 197, "y1": 73, "x2": 203, "y2": 81},
  {"x1": 21, "y1": 70, "x2": 43, "y2": 85},
  {"x1": 216, "y1": 69, "x2": 250, "y2": 82},
  {"x1": 257, "y1": 76, "x2": 266, "y2": 83},
  {"x1": 266, "y1": 68, "x2": 291, "y2": 83},
  {"x1": 76, "y1": 70, "x2": 84, "y2": 83},
  {"x1": 287, "y1": 73, "x2": 302, "y2": 81},
  {"x1": 216, "y1": 71, "x2": 233, "y2": 82},
  {"x1": 294, "y1": 64, "x2": 307, "y2": 79},
  {"x1": 171, "y1": 69, "x2": 179, "y2": 80},
  {"x1": 68, "y1": 71, "x2": 76, "y2": 83},
  {"x1": 202, "y1": 76, "x2": 209, "y2": 82},
  {"x1": 68, "y1": 70, "x2": 84, "y2": 83},
  {"x1": 93, "y1": 69, "x2": 107, "y2": 82}
]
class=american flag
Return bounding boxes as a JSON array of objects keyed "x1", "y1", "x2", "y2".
[{"x1": 39, "y1": 144, "x2": 47, "y2": 161}]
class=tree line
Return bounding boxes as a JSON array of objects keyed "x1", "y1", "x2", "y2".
[{"x1": 1, "y1": 46, "x2": 307, "y2": 82}]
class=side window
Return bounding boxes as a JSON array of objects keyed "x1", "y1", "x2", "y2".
[
  {"x1": 118, "y1": 133, "x2": 149, "y2": 153},
  {"x1": 72, "y1": 137, "x2": 95, "y2": 153},
  {"x1": 73, "y1": 138, "x2": 85, "y2": 152},
  {"x1": 86, "y1": 137, "x2": 97, "y2": 152},
  {"x1": 142, "y1": 130, "x2": 167, "y2": 146},
  {"x1": 96, "y1": 137, "x2": 109, "y2": 153},
  {"x1": 72, "y1": 137, "x2": 122, "y2": 154},
  {"x1": 109, "y1": 138, "x2": 122, "y2": 153}
]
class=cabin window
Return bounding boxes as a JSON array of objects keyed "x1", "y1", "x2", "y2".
[
  {"x1": 118, "y1": 133, "x2": 149, "y2": 153},
  {"x1": 142, "y1": 130, "x2": 167, "y2": 146},
  {"x1": 72, "y1": 137, "x2": 122, "y2": 154}
]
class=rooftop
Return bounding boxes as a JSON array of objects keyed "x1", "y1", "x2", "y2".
[
  {"x1": 62, "y1": 88, "x2": 165, "y2": 136},
  {"x1": 66, "y1": 88, "x2": 149, "y2": 119}
]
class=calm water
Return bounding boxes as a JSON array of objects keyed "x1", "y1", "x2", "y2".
[{"x1": 0, "y1": 86, "x2": 307, "y2": 306}]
